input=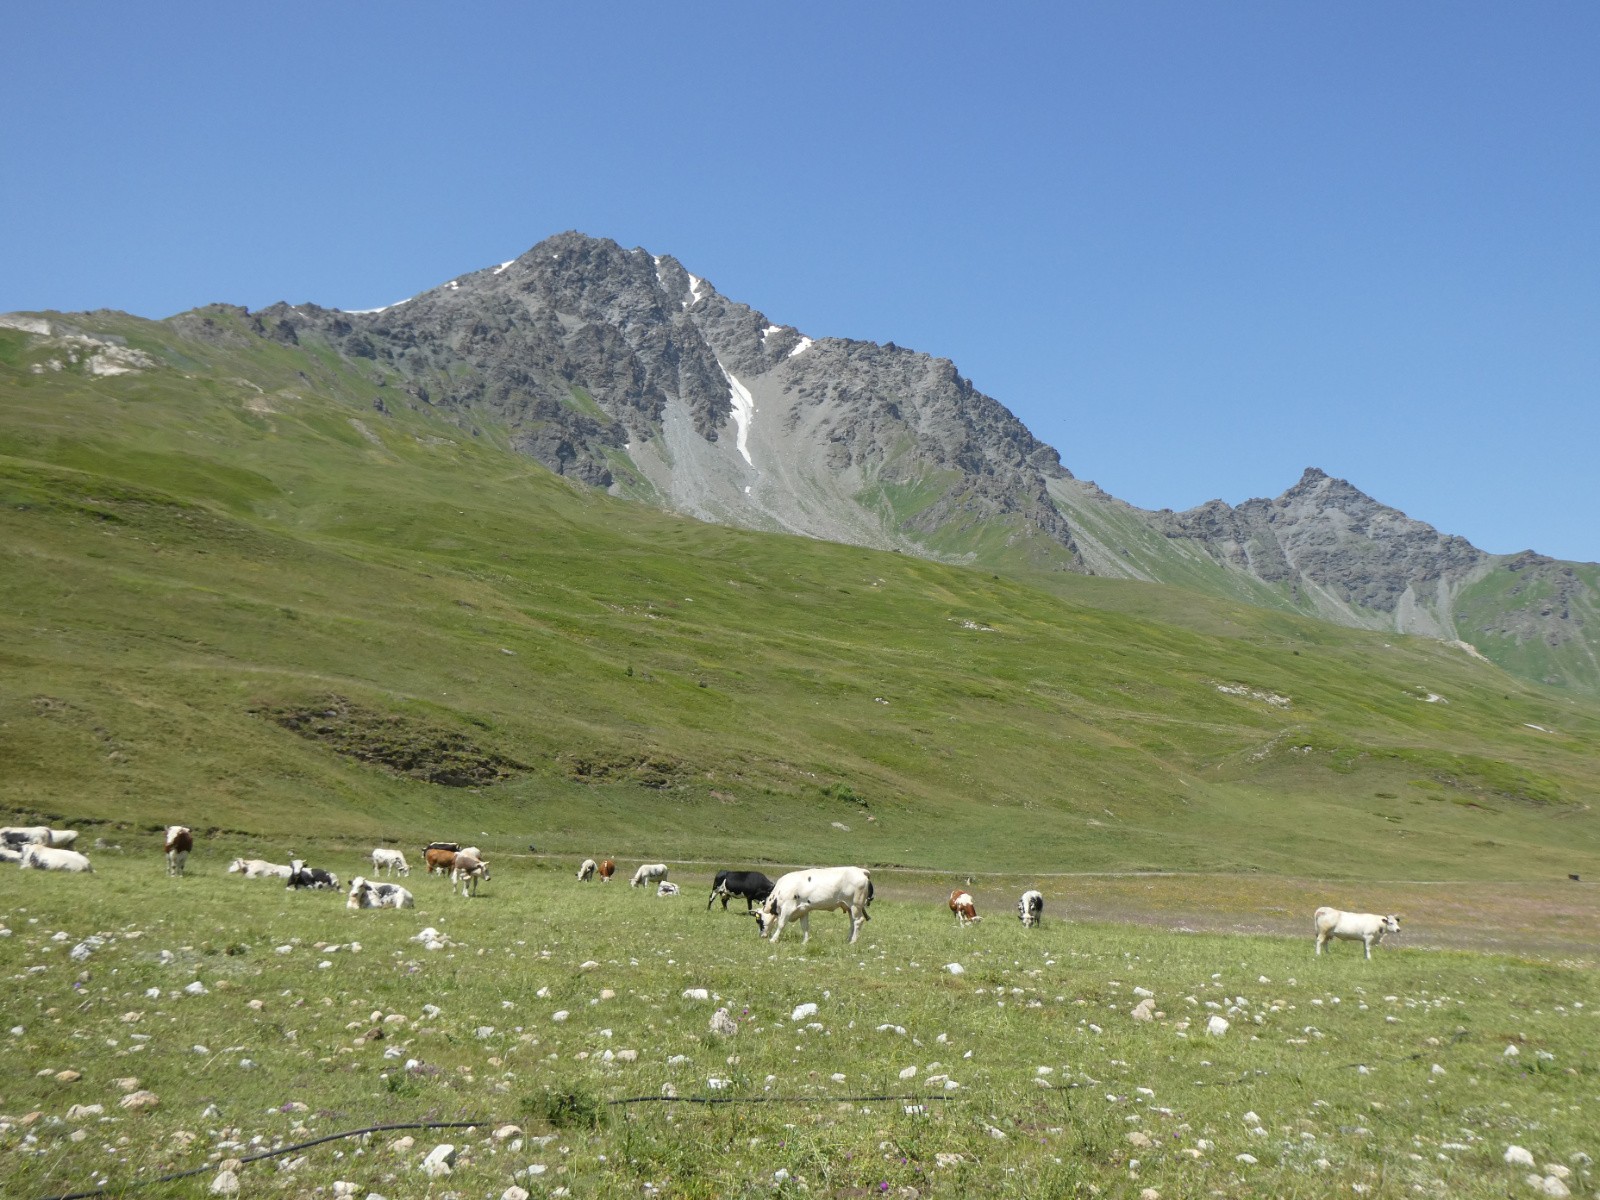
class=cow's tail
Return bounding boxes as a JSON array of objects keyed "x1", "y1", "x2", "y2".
[{"x1": 865, "y1": 874, "x2": 874, "y2": 906}]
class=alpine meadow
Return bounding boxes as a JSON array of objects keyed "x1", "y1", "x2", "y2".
[{"x1": 1, "y1": 240, "x2": 1598, "y2": 1200}]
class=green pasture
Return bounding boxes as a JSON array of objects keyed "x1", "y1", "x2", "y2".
[{"x1": 0, "y1": 854, "x2": 1595, "y2": 1199}]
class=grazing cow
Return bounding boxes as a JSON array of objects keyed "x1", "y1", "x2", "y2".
[
  {"x1": 631, "y1": 863, "x2": 669, "y2": 888},
  {"x1": 598, "y1": 858, "x2": 616, "y2": 882},
  {"x1": 1313, "y1": 907, "x2": 1401, "y2": 959},
  {"x1": 657, "y1": 880, "x2": 681, "y2": 897},
  {"x1": 347, "y1": 876, "x2": 415, "y2": 910},
  {"x1": 1017, "y1": 889, "x2": 1044, "y2": 927},
  {"x1": 707, "y1": 869, "x2": 777, "y2": 912},
  {"x1": 286, "y1": 859, "x2": 339, "y2": 891},
  {"x1": 949, "y1": 889, "x2": 981, "y2": 925},
  {"x1": 752, "y1": 866, "x2": 874, "y2": 944},
  {"x1": 577, "y1": 858, "x2": 598, "y2": 882},
  {"x1": 451, "y1": 853, "x2": 490, "y2": 898},
  {"x1": 370, "y1": 848, "x2": 410, "y2": 877},
  {"x1": 20, "y1": 845, "x2": 94, "y2": 873},
  {"x1": 425, "y1": 847, "x2": 458, "y2": 876},
  {"x1": 227, "y1": 857, "x2": 292, "y2": 880},
  {"x1": 164, "y1": 826, "x2": 194, "y2": 877}
]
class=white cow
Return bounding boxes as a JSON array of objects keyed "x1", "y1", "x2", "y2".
[
  {"x1": 631, "y1": 863, "x2": 669, "y2": 888},
  {"x1": 20, "y1": 845, "x2": 94, "y2": 873},
  {"x1": 370, "y1": 848, "x2": 410, "y2": 877},
  {"x1": 1313, "y1": 907, "x2": 1401, "y2": 959},
  {"x1": 227, "y1": 857, "x2": 293, "y2": 880},
  {"x1": 452, "y1": 854, "x2": 490, "y2": 898},
  {"x1": 1017, "y1": 889, "x2": 1044, "y2": 927},
  {"x1": 347, "y1": 876, "x2": 415, "y2": 909},
  {"x1": 753, "y1": 866, "x2": 874, "y2": 944},
  {"x1": 1, "y1": 826, "x2": 74, "y2": 848},
  {"x1": 577, "y1": 858, "x2": 598, "y2": 882}
]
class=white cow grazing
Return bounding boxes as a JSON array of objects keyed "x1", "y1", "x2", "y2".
[
  {"x1": 1313, "y1": 907, "x2": 1401, "y2": 959},
  {"x1": 20, "y1": 845, "x2": 94, "y2": 873},
  {"x1": 1017, "y1": 889, "x2": 1044, "y2": 927},
  {"x1": 164, "y1": 826, "x2": 193, "y2": 877},
  {"x1": 452, "y1": 854, "x2": 490, "y2": 898},
  {"x1": 370, "y1": 848, "x2": 410, "y2": 877},
  {"x1": 753, "y1": 866, "x2": 874, "y2": 944},
  {"x1": 227, "y1": 857, "x2": 292, "y2": 880},
  {"x1": 631, "y1": 863, "x2": 669, "y2": 888},
  {"x1": 577, "y1": 858, "x2": 598, "y2": 882},
  {"x1": 657, "y1": 880, "x2": 681, "y2": 897},
  {"x1": 347, "y1": 876, "x2": 415, "y2": 909}
]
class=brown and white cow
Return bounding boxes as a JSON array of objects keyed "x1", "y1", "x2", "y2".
[
  {"x1": 164, "y1": 826, "x2": 194, "y2": 877},
  {"x1": 598, "y1": 858, "x2": 615, "y2": 882},
  {"x1": 949, "y1": 889, "x2": 981, "y2": 925}
]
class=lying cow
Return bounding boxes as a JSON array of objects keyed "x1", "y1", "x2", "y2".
[
  {"x1": 1313, "y1": 906, "x2": 1401, "y2": 959},
  {"x1": 753, "y1": 866, "x2": 873, "y2": 944},
  {"x1": 708, "y1": 869, "x2": 776, "y2": 912},
  {"x1": 228, "y1": 857, "x2": 292, "y2": 880},
  {"x1": 657, "y1": 880, "x2": 681, "y2": 897},
  {"x1": 286, "y1": 859, "x2": 339, "y2": 891},
  {"x1": 347, "y1": 876, "x2": 415, "y2": 909},
  {"x1": 3, "y1": 826, "x2": 77, "y2": 849},
  {"x1": 1017, "y1": 889, "x2": 1044, "y2": 927},
  {"x1": 577, "y1": 858, "x2": 598, "y2": 882},
  {"x1": 452, "y1": 853, "x2": 490, "y2": 898},
  {"x1": 949, "y1": 889, "x2": 980, "y2": 925},
  {"x1": 370, "y1": 848, "x2": 410, "y2": 877},
  {"x1": 631, "y1": 863, "x2": 669, "y2": 888},
  {"x1": 164, "y1": 826, "x2": 193, "y2": 877},
  {"x1": 20, "y1": 845, "x2": 94, "y2": 872}
]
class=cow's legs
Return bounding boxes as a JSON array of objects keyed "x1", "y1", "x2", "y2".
[{"x1": 799, "y1": 913, "x2": 811, "y2": 944}]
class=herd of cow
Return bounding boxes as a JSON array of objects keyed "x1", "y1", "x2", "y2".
[{"x1": 0, "y1": 823, "x2": 1405, "y2": 958}]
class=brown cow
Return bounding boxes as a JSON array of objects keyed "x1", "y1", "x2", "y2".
[
  {"x1": 598, "y1": 858, "x2": 616, "y2": 883},
  {"x1": 425, "y1": 847, "x2": 458, "y2": 876},
  {"x1": 949, "y1": 889, "x2": 980, "y2": 925}
]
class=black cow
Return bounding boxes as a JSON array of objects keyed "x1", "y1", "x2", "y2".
[
  {"x1": 708, "y1": 869, "x2": 777, "y2": 912},
  {"x1": 286, "y1": 859, "x2": 339, "y2": 891}
]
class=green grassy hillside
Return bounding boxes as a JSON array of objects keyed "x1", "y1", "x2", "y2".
[{"x1": 2, "y1": 314, "x2": 1598, "y2": 880}]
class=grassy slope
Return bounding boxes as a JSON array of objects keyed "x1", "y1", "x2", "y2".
[{"x1": 2, "y1": 316, "x2": 1599, "y2": 881}]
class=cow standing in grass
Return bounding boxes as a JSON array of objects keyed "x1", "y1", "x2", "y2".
[
  {"x1": 708, "y1": 870, "x2": 776, "y2": 912},
  {"x1": 949, "y1": 889, "x2": 981, "y2": 925},
  {"x1": 164, "y1": 826, "x2": 193, "y2": 877},
  {"x1": 1313, "y1": 907, "x2": 1401, "y2": 959},
  {"x1": 371, "y1": 848, "x2": 409, "y2": 877},
  {"x1": 631, "y1": 863, "x2": 669, "y2": 888},
  {"x1": 598, "y1": 858, "x2": 616, "y2": 882},
  {"x1": 1017, "y1": 890, "x2": 1044, "y2": 927},
  {"x1": 577, "y1": 858, "x2": 598, "y2": 882},
  {"x1": 753, "y1": 866, "x2": 873, "y2": 944}
]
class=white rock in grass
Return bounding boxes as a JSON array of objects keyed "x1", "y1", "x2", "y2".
[
  {"x1": 1545, "y1": 1165, "x2": 1571, "y2": 1180},
  {"x1": 1206, "y1": 1016, "x2": 1229, "y2": 1037},
  {"x1": 1243, "y1": 1111, "x2": 1260, "y2": 1125},
  {"x1": 502, "y1": 1188, "x2": 530, "y2": 1200},
  {"x1": 791, "y1": 1003, "x2": 819, "y2": 1022},
  {"x1": 898, "y1": 1066, "x2": 917, "y2": 1080},
  {"x1": 1131, "y1": 998, "x2": 1155, "y2": 1022},
  {"x1": 944, "y1": 963, "x2": 964, "y2": 975},
  {"x1": 1235, "y1": 1153, "x2": 1258, "y2": 1165},
  {"x1": 209, "y1": 1169, "x2": 239, "y2": 1196},
  {"x1": 1506, "y1": 1147, "x2": 1537, "y2": 1167},
  {"x1": 1504, "y1": 1044, "x2": 1521, "y2": 1058},
  {"x1": 185, "y1": 981, "x2": 208, "y2": 996},
  {"x1": 332, "y1": 1185, "x2": 356, "y2": 1199},
  {"x1": 551, "y1": 1011, "x2": 569, "y2": 1023},
  {"x1": 1528, "y1": 1176, "x2": 1571, "y2": 1197},
  {"x1": 420, "y1": 1144, "x2": 456, "y2": 1177},
  {"x1": 709, "y1": 1009, "x2": 738, "y2": 1037}
]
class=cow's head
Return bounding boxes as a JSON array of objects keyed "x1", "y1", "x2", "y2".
[
  {"x1": 227, "y1": 858, "x2": 245, "y2": 873},
  {"x1": 1382, "y1": 914, "x2": 1401, "y2": 934},
  {"x1": 749, "y1": 899, "x2": 777, "y2": 936}
]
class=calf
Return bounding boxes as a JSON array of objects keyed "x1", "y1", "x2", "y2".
[
  {"x1": 347, "y1": 876, "x2": 415, "y2": 909},
  {"x1": 228, "y1": 857, "x2": 292, "y2": 880},
  {"x1": 1313, "y1": 906, "x2": 1401, "y2": 959},
  {"x1": 708, "y1": 869, "x2": 777, "y2": 912},
  {"x1": 286, "y1": 859, "x2": 339, "y2": 891},
  {"x1": 752, "y1": 866, "x2": 873, "y2": 944},
  {"x1": 598, "y1": 858, "x2": 616, "y2": 882},
  {"x1": 452, "y1": 853, "x2": 490, "y2": 898},
  {"x1": 1017, "y1": 889, "x2": 1044, "y2": 927},
  {"x1": 631, "y1": 863, "x2": 669, "y2": 888},
  {"x1": 949, "y1": 889, "x2": 981, "y2": 925},
  {"x1": 370, "y1": 848, "x2": 410, "y2": 877},
  {"x1": 20, "y1": 845, "x2": 94, "y2": 873},
  {"x1": 577, "y1": 858, "x2": 598, "y2": 882},
  {"x1": 657, "y1": 880, "x2": 681, "y2": 897},
  {"x1": 164, "y1": 826, "x2": 194, "y2": 877}
]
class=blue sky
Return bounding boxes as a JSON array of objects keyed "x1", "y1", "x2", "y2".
[{"x1": 4, "y1": 3, "x2": 1596, "y2": 562}]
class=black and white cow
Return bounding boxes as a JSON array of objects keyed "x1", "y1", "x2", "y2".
[
  {"x1": 707, "y1": 869, "x2": 777, "y2": 912},
  {"x1": 1017, "y1": 889, "x2": 1044, "y2": 927},
  {"x1": 286, "y1": 859, "x2": 339, "y2": 891}
]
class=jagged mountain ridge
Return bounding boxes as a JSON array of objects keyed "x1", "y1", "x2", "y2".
[{"x1": 9, "y1": 231, "x2": 1599, "y2": 693}]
